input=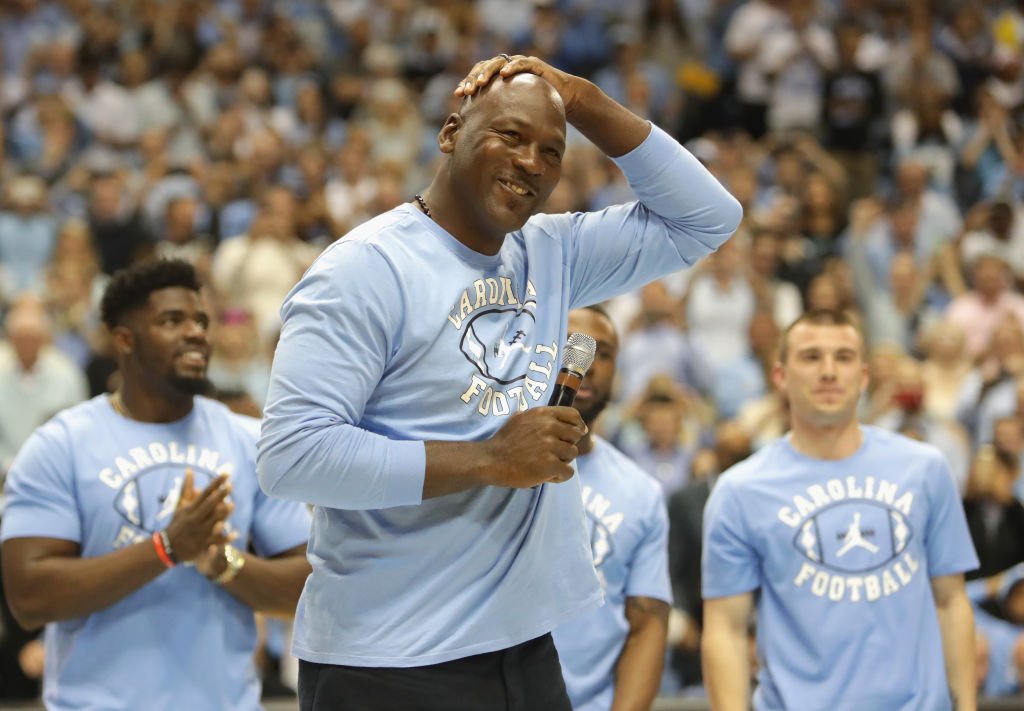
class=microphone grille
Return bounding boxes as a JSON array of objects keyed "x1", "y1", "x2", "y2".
[{"x1": 562, "y1": 332, "x2": 597, "y2": 374}]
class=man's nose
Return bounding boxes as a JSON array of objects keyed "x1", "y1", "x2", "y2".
[
  {"x1": 513, "y1": 144, "x2": 543, "y2": 175},
  {"x1": 820, "y1": 356, "x2": 838, "y2": 379}
]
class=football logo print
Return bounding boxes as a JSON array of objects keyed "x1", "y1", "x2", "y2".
[
  {"x1": 114, "y1": 465, "x2": 217, "y2": 533},
  {"x1": 459, "y1": 305, "x2": 537, "y2": 385},
  {"x1": 792, "y1": 500, "x2": 913, "y2": 574}
]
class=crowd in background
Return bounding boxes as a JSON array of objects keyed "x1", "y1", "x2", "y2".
[{"x1": 2, "y1": 0, "x2": 1024, "y2": 703}]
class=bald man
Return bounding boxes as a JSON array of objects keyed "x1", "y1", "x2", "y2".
[{"x1": 259, "y1": 55, "x2": 742, "y2": 711}]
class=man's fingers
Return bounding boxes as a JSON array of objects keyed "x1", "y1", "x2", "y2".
[
  {"x1": 176, "y1": 468, "x2": 196, "y2": 510},
  {"x1": 455, "y1": 55, "x2": 519, "y2": 96},
  {"x1": 193, "y1": 480, "x2": 232, "y2": 518},
  {"x1": 551, "y1": 441, "x2": 579, "y2": 463},
  {"x1": 194, "y1": 473, "x2": 231, "y2": 504}
]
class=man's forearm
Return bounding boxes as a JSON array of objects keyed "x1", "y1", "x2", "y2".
[
  {"x1": 563, "y1": 80, "x2": 652, "y2": 158},
  {"x1": 3, "y1": 539, "x2": 167, "y2": 629},
  {"x1": 612, "y1": 598, "x2": 669, "y2": 711},
  {"x1": 220, "y1": 547, "x2": 311, "y2": 616},
  {"x1": 936, "y1": 590, "x2": 977, "y2": 711},
  {"x1": 702, "y1": 628, "x2": 751, "y2": 711}
]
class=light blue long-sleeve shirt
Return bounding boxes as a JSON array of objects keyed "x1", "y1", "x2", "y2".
[{"x1": 258, "y1": 125, "x2": 741, "y2": 666}]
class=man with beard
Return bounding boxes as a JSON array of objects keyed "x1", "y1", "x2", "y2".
[
  {"x1": 551, "y1": 306, "x2": 672, "y2": 711},
  {"x1": 1, "y1": 259, "x2": 311, "y2": 710}
]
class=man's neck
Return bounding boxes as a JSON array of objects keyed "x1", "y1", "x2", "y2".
[
  {"x1": 788, "y1": 418, "x2": 863, "y2": 460},
  {"x1": 419, "y1": 180, "x2": 505, "y2": 256},
  {"x1": 117, "y1": 382, "x2": 195, "y2": 423}
]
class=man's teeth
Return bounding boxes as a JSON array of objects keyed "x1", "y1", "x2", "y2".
[{"x1": 501, "y1": 179, "x2": 529, "y2": 196}]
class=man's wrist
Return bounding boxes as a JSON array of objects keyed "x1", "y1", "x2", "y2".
[{"x1": 213, "y1": 545, "x2": 246, "y2": 585}]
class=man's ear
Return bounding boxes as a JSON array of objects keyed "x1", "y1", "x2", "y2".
[
  {"x1": 771, "y1": 361, "x2": 786, "y2": 392},
  {"x1": 437, "y1": 113, "x2": 464, "y2": 154},
  {"x1": 110, "y1": 325, "x2": 135, "y2": 357}
]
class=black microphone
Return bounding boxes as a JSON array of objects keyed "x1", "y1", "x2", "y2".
[{"x1": 548, "y1": 332, "x2": 598, "y2": 407}]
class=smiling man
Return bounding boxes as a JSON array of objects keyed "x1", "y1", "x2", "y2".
[
  {"x1": 1, "y1": 259, "x2": 311, "y2": 711},
  {"x1": 258, "y1": 55, "x2": 741, "y2": 711},
  {"x1": 701, "y1": 309, "x2": 979, "y2": 711}
]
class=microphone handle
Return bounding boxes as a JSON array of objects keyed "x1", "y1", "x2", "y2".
[{"x1": 548, "y1": 368, "x2": 584, "y2": 407}]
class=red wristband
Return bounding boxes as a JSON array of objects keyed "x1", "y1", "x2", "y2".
[{"x1": 152, "y1": 531, "x2": 176, "y2": 568}]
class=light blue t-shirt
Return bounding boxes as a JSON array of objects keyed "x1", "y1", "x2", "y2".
[
  {"x1": 0, "y1": 395, "x2": 311, "y2": 711},
  {"x1": 552, "y1": 438, "x2": 672, "y2": 711},
  {"x1": 702, "y1": 426, "x2": 978, "y2": 711},
  {"x1": 257, "y1": 125, "x2": 742, "y2": 666}
]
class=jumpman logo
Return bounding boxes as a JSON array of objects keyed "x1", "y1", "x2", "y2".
[{"x1": 835, "y1": 513, "x2": 879, "y2": 558}]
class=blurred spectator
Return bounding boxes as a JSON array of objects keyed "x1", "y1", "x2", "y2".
[
  {"x1": 822, "y1": 19, "x2": 883, "y2": 199},
  {"x1": 712, "y1": 311, "x2": 778, "y2": 421},
  {"x1": 946, "y1": 255, "x2": 1024, "y2": 359},
  {"x1": 685, "y1": 238, "x2": 756, "y2": 365},
  {"x1": 959, "y1": 91, "x2": 1019, "y2": 206},
  {"x1": 0, "y1": 175, "x2": 57, "y2": 297},
  {"x1": 920, "y1": 321, "x2": 972, "y2": 423},
  {"x1": 724, "y1": 0, "x2": 787, "y2": 139},
  {"x1": 0, "y1": 297, "x2": 87, "y2": 471},
  {"x1": 207, "y1": 307, "x2": 271, "y2": 408},
  {"x1": 873, "y1": 355, "x2": 970, "y2": 489},
  {"x1": 937, "y1": 4, "x2": 994, "y2": 117},
  {"x1": 210, "y1": 190, "x2": 319, "y2": 343},
  {"x1": 86, "y1": 172, "x2": 152, "y2": 275},
  {"x1": 964, "y1": 445, "x2": 1024, "y2": 579},
  {"x1": 153, "y1": 195, "x2": 213, "y2": 277},
  {"x1": 890, "y1": 84, "x2": 964, "y2": 195},
  {"x1": 747, "y1": 227, "x2": 803, "y2": 328},
  {"x1": 666, "y1": 420, "x2": 752, "y2": 689},
  {"x1": 618, "y1": 378, "x2": 710, "y2": 498},
  {"x1": 594, "y1": 25, "x2": 677, "y2": 127},
  {"x1": 759, "y1": 0, "x2": 836, "y2": 136},
  {"x1": 959, "y1": 200, "x2": 1024, "y2": 281},
  {"x1": 617, "y1": 281, "x2": 712, "y2": 403}
]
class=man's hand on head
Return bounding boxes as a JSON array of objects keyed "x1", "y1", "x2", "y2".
[{"x1": 454, "y1": 54, "x2": 583, "y2": 119}]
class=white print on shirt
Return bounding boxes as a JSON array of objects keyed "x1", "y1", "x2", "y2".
[
  {"x1": 97, "y1": 442, "x2": 237, "y2": 547},
  {"x1": 581, "y1": 484, "x2": 626, "y2": 589},
  {"x1": 449, "y1": 278, "x2": 557, "y2": 417},
  {"x1": 776, "y1": 476, "x2": 919, "y2": 602}
]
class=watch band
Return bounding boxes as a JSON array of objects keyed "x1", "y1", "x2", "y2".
[{"x1": 214, "y1": 545, "x2": 246, "y2": 585}]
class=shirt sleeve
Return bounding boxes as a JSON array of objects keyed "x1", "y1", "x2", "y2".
[
  {"x1": 533, "y1": 125, "x2": 741, "y2": 310},
  {"x1": 624, "y1": 489, "x2": 673, "y2": 605},
  {"x1": 257, "y1": 240, "x2": 426, "y2": 510},
  {"x1": 701, "y1": 479, "x2": 761, "y2": 599},
  {"x1": 0, "y1": 419, "x2": 80, "y2": 543},
  {"x1": 923, "y1": 450, "x2": 979, "y2": 577},
  {"x1": 250, "y1": 485, "x2": 311, "y2": 558}
]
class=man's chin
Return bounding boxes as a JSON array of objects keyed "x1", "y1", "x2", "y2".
[{"x1": 169, "y1": 375, "x2": 212, "y2": 396}]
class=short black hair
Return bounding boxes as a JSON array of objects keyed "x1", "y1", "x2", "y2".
[{"x1": 100, "y1": 259, "x2": 200, "y2": 330}]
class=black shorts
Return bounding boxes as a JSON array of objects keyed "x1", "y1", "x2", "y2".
[{"x1": 298, "y1": 633, "x2": 572, "y2": 711}]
